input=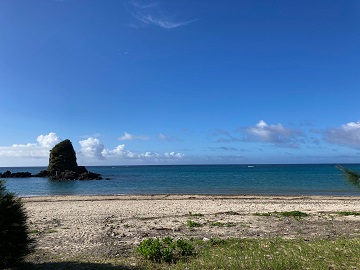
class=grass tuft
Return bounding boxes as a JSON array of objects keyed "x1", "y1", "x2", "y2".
[
  {"x1": 254, "y1": 211, "x2": 309, "y2": 220},
  {"x1": 187, "y1": 211, "x2": 204, "y2": 217},
  {"x1": 337, "y1": 211, "x2": 360, "y2": 216},
  {"x1": 186, "y1": 220, "x2": 202, "y2": 228}
]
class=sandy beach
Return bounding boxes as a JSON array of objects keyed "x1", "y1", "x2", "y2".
[{"x1": 23, "y1": 195, "x2": 360, "y2": 261}]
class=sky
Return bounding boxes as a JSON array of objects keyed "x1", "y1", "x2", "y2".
[{"x1": 0, "y1": 0, "x2": 359, "y2": 167}]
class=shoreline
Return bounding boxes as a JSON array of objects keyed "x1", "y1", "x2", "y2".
[{"x1": 22, "y1": 193, "x2": 360, "y2": 202}]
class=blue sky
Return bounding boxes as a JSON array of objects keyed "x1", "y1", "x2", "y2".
[{"x1": 0, "y1": 0, "x2": 359, "y2": 166}]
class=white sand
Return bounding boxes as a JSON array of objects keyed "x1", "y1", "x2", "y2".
[{"x1": 23, "y1": 195, "x2": 360, "y2": 260}]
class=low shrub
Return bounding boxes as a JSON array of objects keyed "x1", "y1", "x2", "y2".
[
  {"x1": 136, "y1": 237, "x2": 194, "y2": 264},
  {"x1": 279, "y1": 211, "x2": 309, "y2": 220},
  {"x1": 188, "y1": 211, "x2": 204, "y2": 217},
  {"x1": 187, "y1": 219, "x2": 202, "y2": 228},
  {"x1": 0, "y1": 180, "x2": 32, "y2": 268},
  {"x1": 337, "y1": 211, "x2": 360, "y2": 216}
]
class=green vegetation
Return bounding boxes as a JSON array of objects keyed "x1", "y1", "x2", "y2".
[
  {"x1": 336, "y1": 165, "x2": 360, "y2": 189},
  {"x1": 48, "y1": 139, "x2": 78, "y2": 173},
  {"x1": 173, "y1": 237, "x2": 360, "y2": 270},
  {"x1": 254, "y1": 211, "x2": 309, "y2": 220},
  {"x1": 337, "y1": 211, "x2": 360, "y2": 216},
  {"x1": 254, "y1": 212, "x2": 273, "y2": 216},
  {"x1": 187, "y1": 211, "x2": 204, "y2": 217},
  {"x1": 209, "y1": 221, "x2": 236, "y2": 227},
  {"x1": 136, "y1": 237, "x2": 194, "y2": 264},
  {"x1": 25, "y1": 237, "x2": 360, "y2": 269},
  {"x1": 0, "y1": 180, "x2": 32, "y2": 268},
  {"x1": 279, "y1": 211, "x2": 309, "y2": 219},
  {"x1": 186, "y1": 219, "x2": 202, "y2": 228}
]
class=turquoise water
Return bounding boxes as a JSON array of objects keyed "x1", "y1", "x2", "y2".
[{"x1": 2, "y1": 164, "x2": 360, "y2": 197}]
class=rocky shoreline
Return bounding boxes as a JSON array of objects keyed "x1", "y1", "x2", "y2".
[{"x1": 0, "y1": 168, "x2": 102, "y2": 180}]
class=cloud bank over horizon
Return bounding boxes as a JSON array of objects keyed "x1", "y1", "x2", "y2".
[{"x1": 0, "y1": 120, "x2": 359, "y2": 166}]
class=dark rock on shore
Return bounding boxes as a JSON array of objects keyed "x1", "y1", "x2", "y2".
[
  {"x1": 49, "y1": 169, "x2": 102, "y2": 180},
  {"x1": 0, "y1": 169, "x2": 103, "y2": 180},
  {"x1": 0, "y1": 170, "x2": 32, "y2": 178}
]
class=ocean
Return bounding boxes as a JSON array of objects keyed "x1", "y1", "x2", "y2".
[{"x1": 1, "y1": 164, "x2": 360, "y2": 197}]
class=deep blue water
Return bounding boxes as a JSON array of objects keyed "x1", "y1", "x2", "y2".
[{"x1": 1, "y1": 164, "x2": 360, "y2": 197}]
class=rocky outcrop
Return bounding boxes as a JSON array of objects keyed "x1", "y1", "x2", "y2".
[
  {"x1": 45, "y1": 140, "x2": 102, "y2": 180},
  {"x1": 0, "y1": 140, "x2": 103, "y2": 180}
]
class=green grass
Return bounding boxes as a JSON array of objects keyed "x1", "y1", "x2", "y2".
[
  {"x1": 254, "y1": 211, "x2": 309, "y2": 220},
  {"x1": 45, "y1": 229, "x2": 57, "y2": 234},
  {"x1": 24, "y1": 237, "x2": 360, "y2": 269},
  {"x1": 254, "y1": 212, "x2": 273, "y2": 216},
  {"x1": 188, "y1": 211, "x2": 204, "y2": 217},
  {"x1": 163, "y1": 237, "x2": 360, "y2": 270},
  {"x1": 279, "y1": 211, "x2": 309, "y2": 219},
  {"x1": 337, "y1": 211, "x2": 360, "y2": 216},
  {"x1": 186, "y1": 220, "x2": 202, "y2": 228},
  {"x1": 136, "y1": 237, "x2": 195, "y2": 264},
  {"x1": 209, "y1": 221, "x2": 236, "y2": 227}
]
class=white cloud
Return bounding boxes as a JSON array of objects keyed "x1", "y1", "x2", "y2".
[
  {"x1": 134, "y1": 14, "x2": 196, "y2": 29},
  {"x1": 102, "y1": 144, "x2": 138, "y2": 159},
  {"x1": 0, "y1": 131, "x2": 185, "y2": 165},
  {"x1": 128, "y1": 0, "x2": 196, "y2": 29},
  {"x1": 78, "y1": 137, "x2": 105, "y2": 159},
  {"x1": 165, "y1": 152, "x2": 185, "y2": 158},
  {"x1": 0, "y1": 132, "x2": 60, "y2": 160},
  {"x1": 324, "y1": 121, "x2": 360, "y2": 148},
  {"x1": 37, "y1": 132, "x2": 61, "y2": 148},
  {"x1": 246, "y1": 120, "x2": 302, "y2": 147},
  {"x1": 118, "y1": 132, "x2": 149, "y2": 141},
  {"x1": 141, "y1": 151, "x2": 160, "y2": 158},
  {"x1": 78, "y1": 136, "x2": 185, "y2": 162}
]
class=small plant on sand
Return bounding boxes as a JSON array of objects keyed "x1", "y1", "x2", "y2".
[
  {"x1": 254, "y1": 212, "x2": 274, "y2": 216},
  {"x1": 337, "y1": 211, "x2": 360, "y2": 216},
  {"x1": 0, "y1": 180, "x2": 32, "y2": 268},
  {"x1": 209, "y1": 221, "x2": 236, "y2": 227},
  {"x1": 136, "y1": 237, "x2": 194, "y2": 264},
  {"x1": 187, "y1": 219, "x2": 202, "y2": 228},
  {"x1": 279, "y1": 211, "x2": 309, "y2": 220},
  {"x1": 188, "y1": 211, "x2": 204, "y2": 217},
  {"x1": 254, "y1": 211, "x2": 308, "y2": 220}
]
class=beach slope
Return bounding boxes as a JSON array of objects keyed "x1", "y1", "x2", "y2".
[{"x1": 24, "y1": 195, "x2": 360, "y2": 261}]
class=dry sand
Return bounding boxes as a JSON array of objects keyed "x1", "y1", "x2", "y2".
[{"x1": 23, "y1": 195, "x2": 360, "y2": 261}]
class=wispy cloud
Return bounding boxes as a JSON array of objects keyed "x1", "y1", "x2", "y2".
[
  {"x1": 209, "y1": 146, "x2": 239, "y2": 152},
  {"x1": 245, "y1": 120, "x2": 304, "y2": 148},
  {"x1": 133, "y1": 14, "x2": 196, "y2": 29},
  {"x1": 158, "y1": 133, "x2": 180, "y2": 142},
  {"x1": 128, "y1": 0, "x2": 197, "y2": 29},
  {"x1": 212, "y1": 129, "x2": 240, "y2": 143},
  {"x1": 131, "y1": 1, "x2": 159, "y2": 9},
  {"x1": 118, "y1": 132, "x2": 149, "y2": 141},
  {"x1": 324, "y1": 121, "x2": 360, "y2": 148}
]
